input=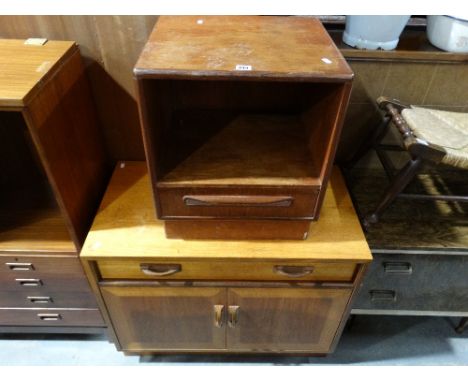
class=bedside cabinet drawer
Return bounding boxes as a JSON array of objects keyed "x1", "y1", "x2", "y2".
[
  {"x1": 353, "y1": 253, "x2": 468, "y2": 313},
  {"x1": 157, "y1": 186, "x2": 320, "y2": 220},
  {"x1": 0, "y1": 291, "x2": 99, "y2": 309},
  {"x1": 0, "y1": 256, "x2": 84, "y2": 276},
  {"x1": 0, "y1": 308, "x2": 104, "y2": 327},
  {"x1": 97, "y1": 259, "x2": 357, "y2": 282}
]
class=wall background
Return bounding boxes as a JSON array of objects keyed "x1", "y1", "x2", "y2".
[{"x1": 1, "y1": 16, "x2": 467, "y2": 167}]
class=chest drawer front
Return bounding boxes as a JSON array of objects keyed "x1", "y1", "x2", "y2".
[
  {"x1": 0, "y1": 255, "x2": 84, "y2": 276},
  {"x1": 97, "y1": 259, "x2": 357, "y2": 283},
  {"x1": 0, "y1": 291, "x2": 99, "y2": 309},
  {"x1": 0, "y1": 308, "x2": 104, "y2": 327},
  {"x1": 157, "y1": 186, "x2": 319, "y2": 219},
  {"x1": 353, "y1": 253, "x2": 468, "y2": 313}
]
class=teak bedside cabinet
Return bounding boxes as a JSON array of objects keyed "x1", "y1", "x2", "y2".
[
  {"x1": 81, "y1": 162, "x2": 372, "y2": 355},
  {"x1": 0, "y1": 39, "x2": 108, "y2": 333},
  {"x1": 134, "y1": 16, "x2": 353, "y2": 240}
]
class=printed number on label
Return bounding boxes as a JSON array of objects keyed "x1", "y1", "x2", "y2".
[{"x1": 235, "y1": 64, "x2": 252, "y2": 71}]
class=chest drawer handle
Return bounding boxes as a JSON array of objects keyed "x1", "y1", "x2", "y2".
[
  {"x1": 37, "y1": 313, "x2": 61, "y2": 321},
  {"x1": 273, "y1": 265, "x2": 314, "y2": 278},
  {"x1": 140, "y1": 263, "x2": 182, "y2": 276},
  {"x1": 384, "y1": 262, "x2": 412, "y2": 274},
  {"x1": 183, "y1": 195, "x2": 294, "y2": 207},
  {"x1": 6, "y1": 262, "x2": 34, "y2": 271},
  {"x1": 370, "y1": 290, "x2": 397, "y2": 302},
  {"x1": 16, "y1": 279, "x2": 43, "y2": 287},
  {"x1": 28, "y1": 296, "x2": 53, "y2": 304}
]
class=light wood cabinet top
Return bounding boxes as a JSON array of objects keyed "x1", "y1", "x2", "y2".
[
  {"x1": 134, "y1": 16, "x2": 353, "y2": 81},
  {"x1": 0, "y1": 39, "x2": 76, "y2": 107},
  {"x1": 81, "y1": 162, "x2": 371, "y2": 262}
]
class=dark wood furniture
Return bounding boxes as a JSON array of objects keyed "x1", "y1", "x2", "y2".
[
  {"x1": 0, "y1": 39, "x2": 108, "y2": 333},
  {"x1": 81, "y1": 161, "x2": 372, "y2": 355},
  {"x1": 346, "y1": 168, "x2": 468, "y2": 332},
  {"x1": 134, "y1": 16, "x2": 353, "y2": 239}
]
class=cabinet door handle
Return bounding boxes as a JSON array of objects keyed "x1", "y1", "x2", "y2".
[
  {"x1": 6, "y1": 262, "x2": 34, "y2": 271},
  {"x1": 384, "y1": 262, "x2": 412, "y2": 275},
  {"x1": 213, "y1": 305, "x2": 225, "y2": 328},
  {"x1": 16, "y1": 279, "x2": 43, "y2": 287},
  {"x1": 140, "y1": 263, "x2": 182, "y2": 277},
  {"x1": 37, "y1": 313, "x2": 61, "y2": 321},
  {"x1": 273, "y1": 265, "x2": 314, "y2": 278},
  {"x1": 370, "y1": 290, "x2": 397, "y2": 302},
  {"x1": 28, "y1": 296, "x2": 53, "y2": 304},
  {"x1": 228, "y1": 305, "x2": 239, "y2": 328},
  {"x1": 183, "y1": 195, "x2": 293, "y2": 207}
]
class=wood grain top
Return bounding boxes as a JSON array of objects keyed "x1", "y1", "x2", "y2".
[
  {"x1": 134, "y1": 16, "x2": 353, "y2": 81},
  {"x1": 81, "y1": 162, "x2": 371, "y2": 262},
  {"x1": 0, "y1": 39, "x2": 76, "y2": 107}
]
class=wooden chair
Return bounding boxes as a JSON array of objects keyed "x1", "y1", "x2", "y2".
[{"x1": 347, "y1": 96, "x2": 468, "y2": 229}]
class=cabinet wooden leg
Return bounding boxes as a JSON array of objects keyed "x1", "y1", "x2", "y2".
[{"x1": 455, "y1": 317, "x2": 468, "y2": 334}]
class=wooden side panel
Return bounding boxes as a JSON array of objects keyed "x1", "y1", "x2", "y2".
[
  {"x1": 227, "y1": 287, "x2": 352, "y2": 353},
  {"x1": 24, "y1": 49, "x2": 109, "y2": 249}
]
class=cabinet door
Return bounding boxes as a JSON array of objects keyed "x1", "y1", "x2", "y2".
[
  {"x1": 101, "y1": 286, "x2": 226, "y2": 351},
  {"x1": 227, "y1": 287, "x2": 352, "y2": 353}
]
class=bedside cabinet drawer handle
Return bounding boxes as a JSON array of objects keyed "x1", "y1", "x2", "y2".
[
  {"x1": 183, "y1": 195, "x2": 293, "y2": 207},
  {"x1": 6, "y1": 262, "x2": 34, "y2": 271},
  {"x1": 37, "y1": 313, "x2": 61, "y2": 321},
  {"x1": 384, "y1": 262, "x2": 412, "y2": 274},
  {"x1": 16, "y1": 279, "x2": 43, "y2": 287},
  {"x1": 228, "y1": 305, "x2": 239, "y2": 328},
  {"x1": 140, "y1": 263, "x2": 182, "y2": 276},
  {"x1": 213, "y1": 305, "x2": 225, "y2": 328},
  {"x1": 28, "y1": 296, "x2": 53, "y2": 304},
  {"x1": 273, "y1": 265, "x2": 314, "y2": 278},
  {"x1": 370, "y1": 290, "x2": 397, "y2": 302}
]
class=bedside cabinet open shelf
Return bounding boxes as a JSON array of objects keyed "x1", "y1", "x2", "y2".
[{"x1": 134, "y1": 16, "x2": 353, "y2": 240}]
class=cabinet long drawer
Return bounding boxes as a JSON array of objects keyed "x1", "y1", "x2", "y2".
[
  {"x1": 97, "y1": 259, "x2": 357, "y2": 283},
  {"x1": 353, "y1": 253, "x2": 468, "y2": 313},
  {"x1": 0, "y1": 255, "x2": 84, "y2": 275},
  {"x1": 0, "y1": 291, "x2": 99, "y2": 309},
  {"x1": 0, "y1": 308, "x2": 104, "y2": 327}
]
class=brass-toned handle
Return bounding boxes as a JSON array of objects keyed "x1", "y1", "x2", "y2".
[
  {"x1": 140, "y1": 263, "x2": 182, "y2": 276},
  {"x1": 6, "y1": 262, "x2": 34, "y2": 271},
  {"x1": 228, "y1": 305, "x2": 239, "y2": 328},
  {"x1": 213, "y1": 305, "x2": 225, "y2": 328},
  {"x1": 37, "y1": 313, "x2": 61, "y2": 321},
  {"x1": 183, "y1": 195, "x2": 293, "y2": 207},
  {"x1": 28, "y1": 296, "x2": 53, "y2": 304},
  {"x1": 273, "y1": 265, "x2": 314, "y2": 278},
  {"x1": 384, "y1": 262, "x2": 412, "y2": 275},
  {"x1": 16, "y1": 279, "x2": 43, "y2": 287},
  {"x1": 370, "y1": 290, "x2": 397, "y2": 302}
]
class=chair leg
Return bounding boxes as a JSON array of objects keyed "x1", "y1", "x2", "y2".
[
  {"x1": 456, "y1": 317, "x2": 468, "y2": 334},
  {"x1": 363, "y1": 157, "x2": 424, "y2": 228}
]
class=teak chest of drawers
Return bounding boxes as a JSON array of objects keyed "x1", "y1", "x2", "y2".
[
  {"x1": 81, "y1": 162, "x2": 372, "y2": 354},
  {"x1": 0, "y1": 39, "x2": 108, "y2": 332},
  {"x1": 134, "y1": 16, "x2": 353, "y2": 240}
]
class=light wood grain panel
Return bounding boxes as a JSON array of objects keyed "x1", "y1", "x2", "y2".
[
  {"x1": 81, "y1": 162, "x2": 372, "y2": 262},
  {"x1": 97, "y1": 259, "x2": 357, "y2": 282}
]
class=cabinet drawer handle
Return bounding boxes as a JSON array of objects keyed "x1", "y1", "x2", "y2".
[
  {"x1": 140, "y1": 263, "x2": 182, "y2": 276},
  {"x1": 384, "y1": 262, "x2": 412, "y2": 275},
  {"x1": 370, "y1": 290, "x2": 397, "y2": 302},
  {"x1": 6, "y1": 262, "x2": 34, "y2": 271},
  {"x1": 37, "y1": 313, "x2": 61, "y2": 321},
  {"x1": 16, "y1": 279, "x2": 43, "y2": 287},
  {"x1": 183, "y1": 195, "x2": 293, "y2": 207},
  {"x1": 228, "y1": 305, "x2": 239, "y2": 328},
  {"x1": 28, "y1": 296, "x2": 53, "y2": 304},
  {"x1": 273, "y1": 265, "x2": 314, "y2": 278},
  {"x1": 213, "y1": 305, "x2": 225, "y2": 328}
]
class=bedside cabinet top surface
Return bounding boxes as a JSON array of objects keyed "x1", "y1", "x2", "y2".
[
  {"x1": 81, "y1": 162, "x2": 371, "y2": 263},
  {"x1": 0, "y1": 39, "x2": 76, "y2": 107},
  {"x1": 134, "y1": 16, "x2": 353, "y2": 81}
]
